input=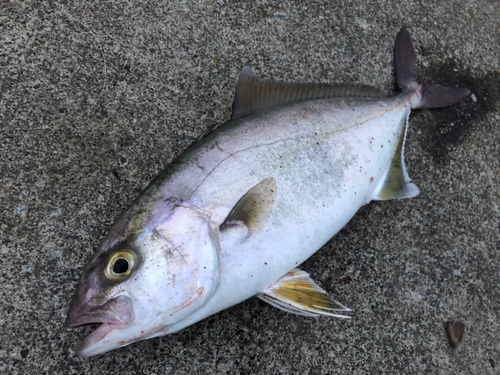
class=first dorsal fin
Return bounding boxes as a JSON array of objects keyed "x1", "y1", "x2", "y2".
[{"x1": 231, "y1": 67, "x2": 386, "y2": 119}]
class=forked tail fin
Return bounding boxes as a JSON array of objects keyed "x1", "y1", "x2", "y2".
[
  {"x1": 373, "y1": 28, "x2": 470, "y2": 202},
  {"x1": 395, "y1": 27, "x2": 470, "y2": 109}
]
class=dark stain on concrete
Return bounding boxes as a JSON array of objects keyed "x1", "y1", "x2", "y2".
[{"x1": 417, "y1": 59, "x2": 500, "y2": 165}]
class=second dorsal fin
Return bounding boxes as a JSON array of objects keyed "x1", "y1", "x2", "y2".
[{"x1": 231, "y1": 67, "x2": 386, "y2": 119}]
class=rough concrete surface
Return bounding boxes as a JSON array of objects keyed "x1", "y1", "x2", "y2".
[{"x1": 1, "y1": 0, "x2": 499, "y2": 374}]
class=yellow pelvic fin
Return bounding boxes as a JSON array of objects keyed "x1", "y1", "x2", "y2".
[{"x1": 258, "y1": 269, "x2": 351, "y2": 318}]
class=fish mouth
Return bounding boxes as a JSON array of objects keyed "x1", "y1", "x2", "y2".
[
  {"x1": 73, "y1": 321, "x2": 125, "y2": 357},
  {"x1": 66, "y1": 295, "x2": 135, "y2": 357}
]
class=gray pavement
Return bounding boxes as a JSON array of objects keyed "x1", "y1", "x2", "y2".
[{"x1": 1, "y1": 1, "x2": 499, "y2": 374}]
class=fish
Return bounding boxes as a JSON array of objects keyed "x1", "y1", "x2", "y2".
[{"x1": 66, "y1": 28, "x2": 470, "y2": 357}]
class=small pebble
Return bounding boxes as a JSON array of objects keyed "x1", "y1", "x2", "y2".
[
  {"x1": 411, "y1": 291, "x2": 422, "y2": 302},
  {"x1": 48, "y1": 208, "x2": 62, "y2": 216},
  {"x1": 275, "y1": 12, "x2": 287, "y2": 20},
  {"x1": 445, "y1": 321, "x2": 465, "y2": 348},
  {"x1": 16, "y1": 205, "x2": 28, "y2": 215},
  {"x1": 470, "y1": 93, "x2": 477, "y2": 102},
  {"x1": 22, "y1": 264, "x2": 32, "y2": 272}
]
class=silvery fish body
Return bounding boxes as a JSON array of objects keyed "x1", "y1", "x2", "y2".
[
  {"x1": 172, "y1": 94, "x2": 411, "y2": 313},
  {"x1": 66, "y1": 28, "x2": 470, "y2": 357}
]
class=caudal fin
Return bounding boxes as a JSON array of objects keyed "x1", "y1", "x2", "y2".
[{"x1": 395, "y1": 27, "x2": 470, "y2": 109}]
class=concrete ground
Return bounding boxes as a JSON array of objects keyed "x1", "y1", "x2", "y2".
[{"x1": 1, "y1": 0, "x2": 499, "y2": 374}]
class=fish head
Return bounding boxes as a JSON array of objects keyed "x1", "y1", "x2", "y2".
[{"x1": 66, "y1": 200, "x2": 221, "y2": 357}]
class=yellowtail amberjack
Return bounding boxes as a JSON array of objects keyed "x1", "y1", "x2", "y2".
[{"x1": 66, "y1": 28, "x2": 470, "y2": 357}]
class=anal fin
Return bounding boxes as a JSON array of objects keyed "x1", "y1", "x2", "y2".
[
  {"x1": 257, "y1": 269, "x2": 351, "y2": 318},
  {"x1": 375, "y1": 113, "x2": 420, "y2": 200}
]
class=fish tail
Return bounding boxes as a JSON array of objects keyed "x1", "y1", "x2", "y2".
[{"x1": 395, "y1": 27, "x2": 470, "y2": 109}]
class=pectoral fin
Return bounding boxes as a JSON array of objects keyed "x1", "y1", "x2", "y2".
[
  {"x1": 257, "y1": 269, "x2": 351, "y2": 318},
  {"x1": 220, "y1": 177, "x2": 277, "y2": 237}
]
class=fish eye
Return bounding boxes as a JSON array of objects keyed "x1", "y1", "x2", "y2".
[
  {"x1": 105, "y1": 250, "x2": 136, "y2": 281},
  {"x1": 113, "y1": 258, "x2": 129, "y2": 274}
]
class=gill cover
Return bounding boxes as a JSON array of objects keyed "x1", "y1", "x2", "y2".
[{"x1": 150, "y1": 205, "x2": 221, "y2": 323}]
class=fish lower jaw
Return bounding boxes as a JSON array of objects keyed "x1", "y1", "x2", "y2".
[{"x1": 74, "y1": 322, "x2": 124, "y2": 357}]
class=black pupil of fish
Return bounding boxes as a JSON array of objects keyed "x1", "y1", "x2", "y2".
[{"x1": 113, "y1": 258, "x2": 129, "y2": 274}]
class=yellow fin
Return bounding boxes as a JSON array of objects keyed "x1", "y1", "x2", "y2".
[{"x1": 258, "y1": 269, "x2": 351, "y2": 318}]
